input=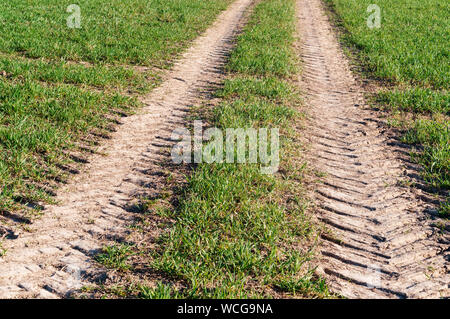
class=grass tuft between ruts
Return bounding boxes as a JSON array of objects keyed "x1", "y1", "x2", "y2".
[{"x1": 102, "y1": 0, "x2": 331, "y2": 299}]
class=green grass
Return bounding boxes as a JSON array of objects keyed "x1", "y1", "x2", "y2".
[
  {"x1": 0, "y1": 242, "x2": 6, "y2": 257},
  {"x1": 0, "y1": 80, "x2": 138, "y2": 212},
  {"x1": 439, "y1": 199, "x2": 449, "y2": 219},
  {"x1": 402, "y1": 119, "x2": 449, "y2": 190},
  {"x1": 96, "y1": 244, "x2": 135, "y2": 272},
  {"x1": 139, "y1": 282, "x2": 182, "y2": 299},
  {"x1": 0, "y1": 0, "x2": 233, "y2": 66},
  {"x1": 325, "y1": 0, "x2": 449, "y2": 89},
  {"x1": 227, "y1": 4, "x2": 296, "y2": 77},
  {"x1": 325, "y1": 0, "x2": 449, "y2": 196},
  {"x1": 0, "y1": 53, "x2": 151, "y2": 93},
  {"x1": 0, "y1": 0, "x2": 233, "y2": 222},
  {"x1": 135, "y1": 0, "x2": 330, "y2": 299},
  {"x1": 376, "y1": 88, "x2": 449, "y2": 115}
]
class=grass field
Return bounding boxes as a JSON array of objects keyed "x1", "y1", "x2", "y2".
[
  {"x1": 0, "y1": 0, "x2": 232, "y2": 220},
  {"x1": 0, "y1": 0, "x2": 233, "y2": 66},
  {"x1": 325, "y1": 0, "x2": 449, "y2": 212},
  {"x1": 95, "y1": 0, "x2": 331, "y2": 298}
]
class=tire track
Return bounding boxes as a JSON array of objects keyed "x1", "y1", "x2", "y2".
[
  {"x1": 0, "y1": 0, "x2": 254, "y2": 298},
  {"x1": 296, "y1": 0, "x2": 449, "y2": 298}
]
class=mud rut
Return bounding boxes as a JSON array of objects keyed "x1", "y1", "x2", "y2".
[
  {"x1": 297, "y1": 0, "x2": 448, "y2": 298},
  {"x1": 0, "y1": 0, "x2": 253, "y2": 298},
  {"x1": 0, "y1": 0, "x2": 448, "y2": 299}
]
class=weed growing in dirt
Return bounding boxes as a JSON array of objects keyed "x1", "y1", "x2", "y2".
[
  {"x1": 0, "y1": 242, "x2": 6, "y2": 257},
  {"x1": 96, "y1": 244, "x2": 135, "y2": 272}
]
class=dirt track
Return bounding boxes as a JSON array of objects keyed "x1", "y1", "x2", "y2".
[
  {"x1": 0, "y1": 0, "x2": 448, "y2": 300},
  {"x1": 297, "y1": 0, "x2": 449, "y2": 298},
  {"x1": 0, "y1": 0, "x2": 253, "y2": 298}
]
